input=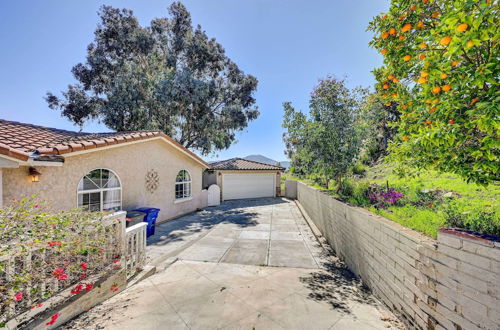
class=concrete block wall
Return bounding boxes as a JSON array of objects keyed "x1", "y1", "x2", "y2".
[{"x1": 289, "y1": 180, "x2": 500, "y2": 330}]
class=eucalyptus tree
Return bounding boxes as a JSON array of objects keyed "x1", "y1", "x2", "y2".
[{"x1": 46, "y1": 2, "x2": 258, "y2": 155}]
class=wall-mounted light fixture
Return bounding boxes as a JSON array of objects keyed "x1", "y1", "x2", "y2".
[{"x1": 29, "y1": 167, "x2": 41, "y2": 182}]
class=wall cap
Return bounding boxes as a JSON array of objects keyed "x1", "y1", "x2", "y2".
[{"x1": 438, "y1": 228, "x2": 499, "y2": 246}]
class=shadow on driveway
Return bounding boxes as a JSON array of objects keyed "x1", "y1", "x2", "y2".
[
  {"x1": 299, "y1": 247, "x2": 377, "y2": 314},
  {"x1": 147, "y1": 198, "x2": 287, "y2": 247}
]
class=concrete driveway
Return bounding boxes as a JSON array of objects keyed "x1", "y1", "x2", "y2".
[{"x1": 65, "y1": 198, "x2": 403, "y2": 330}]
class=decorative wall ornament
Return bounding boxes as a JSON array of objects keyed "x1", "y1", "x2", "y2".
[{"x1": 145, "y1": 170, "x2": 159, "y2": 193}]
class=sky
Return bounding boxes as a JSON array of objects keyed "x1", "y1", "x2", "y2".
[{"x1": 0, "y1": 0, "x2": 389, "y2": 162}]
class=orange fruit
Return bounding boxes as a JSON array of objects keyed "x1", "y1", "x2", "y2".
[
  {"x1": 393, "y1": 78, "x2": 399, "y2": 83},
  {"x1": 448, "y1": 119, "x2": 455, "y2": 124},
  {"x1": 417, "y1": 21, "x2": 425, "y2": 29},
  {"x1": 418, "y1": 77, "x2": 427, "y2": 84},
  {"x1": 402, "y1": 136, "x2": 409, "y2": 141},
  {"x1": 440, "y1": 73, "x2": 448, "y2": 79},
  {"x1": 410, "y1": 5, "x2": 417, "y2": 10},
  {"x1": 401, "y1": 104, "x2": 407, "y2": 109},
  {"x1": 401, "y1": 23, "x2": 412, "y2": 32},
  {"x1": 419, "y1": 54, "x2": 426, "y2": 60},
  {"x1": 382, "y1": 32, "x2": 389, "y2": 39},
  {"x1": 457, "y1": 23, "x2": 468, "y2": 32},
  {"x1": 429, "y1": 107, "x2": 437, "y2": 113},
  {"x1": 403, "y1": 55, "x2": 411, "y2": 61},
  {"x1": 423, "y1": 0, "x2": 428, "y2": 3},
  {"x1": 381, "y1": 48, "x2": 388, "y2": 55},
  {"x1": 440, "y1": 36, "x2": 452, "y2": 46},
  {"x1": 432, "y1": 98, "x2": 440, "y2": 103},
  {"x1": 432, "y1": 86, "x2": 441, "y2": 94},
  {"x1": 389, "y1": 28, "x2": 396, "y2": 35},
  {"x1": 383, "y1": 84, "x2": 390, "y2": 89},
  {"x1": 392, "y1": 93, "x2": 398, "y2": 98},
  {"x1": 419, "y1": 43, "x2": 427, "y2": 49},
  {"x1": 471, "y1": 98, "x2": 479, "y2": 105},
  {"x1": 420, "y1": 72, "x2": 429, "y2": 78},
  {"x1": 432, "y1": 12, "x2": 440, "y2": 18},
  {"x1": 425, "y1": 99, "x2": 432, "y2": 104},
  {"x1": 467, "y1": 40, "x2": 474, "y2": 48},
  {"x1": 388, "y1": 74, "x2": 394, "y2": 80},
  {"x1": 399, "y1": 15, "x2": 406, "y2": 21},
  {"x1": 442, "y1": 84, "x2": 452, "y2": 91},
  {"x1": 399, "y1": 35, "x2": 405, "y2": 41},
  {"x1": 451, "y1": 60, "x2": 459, "y2": 66},
  {"x1": 386, "y1": 102, "x2": 392, "y2": 106}
]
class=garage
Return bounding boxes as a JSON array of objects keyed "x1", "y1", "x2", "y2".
[
  {"x1": 222, "y1": 173, "x2": 276, "y2": 200},
  {"x1": 205, "y1": 158, "x2": 284, "y2": 201}
]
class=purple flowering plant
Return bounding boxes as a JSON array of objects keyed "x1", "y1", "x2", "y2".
[{"x1": 368, "y1": 187, "x2": 404, "y2": 208}]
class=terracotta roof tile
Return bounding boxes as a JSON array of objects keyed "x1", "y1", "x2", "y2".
[
  {"x1": 210, "y1": 158, "x2": 284, "y2": 171},
  {"x1": 0, "y1": 119, "x2": 209, "y2": 167}
]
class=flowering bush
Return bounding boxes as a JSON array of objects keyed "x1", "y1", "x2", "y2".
[
  {"x1": 368, "y1": 186, "x2": 404, "y2": 208},
  {"x1": 0, "y1": 196, "x2": 122, "y2": 327}
]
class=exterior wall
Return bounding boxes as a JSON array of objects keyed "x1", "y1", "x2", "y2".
[
  {"x1": 202, "y1": 170, "x2": 217, "y2": 189},
  {"x1": 291, "y1": 180, "x2": 500, "y2": 330},
  {"x1": 2, "y1": 139, "x2": 208, "y2": 222},
  {"x1": 215, "y1": 170, "x2": 282, "y2": 200}
]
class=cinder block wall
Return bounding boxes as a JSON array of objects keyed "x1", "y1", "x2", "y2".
[{"x1": 290, "y1": 180, "x2": 500, "y2": 330}]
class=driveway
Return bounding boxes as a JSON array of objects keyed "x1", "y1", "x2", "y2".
[{"x1": 65, "y1": 198, "x2": 403, "y2": 330}]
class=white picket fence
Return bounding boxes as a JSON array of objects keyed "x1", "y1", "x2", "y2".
[
  {"x1": 0, "y1": 211, "x2": 148, "y2": 325},
  {"x1": 125, "y1": 222, "x2": 148, "y2": 279}
]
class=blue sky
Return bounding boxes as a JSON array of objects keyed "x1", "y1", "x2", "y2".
[{"x1": 0, "y1": 0, "x2": 388, "y2": 162}]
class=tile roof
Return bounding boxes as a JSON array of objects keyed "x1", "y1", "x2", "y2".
[
  {"x1": 0, "y1": 119, "x2": 209, "y2": 167},
  {"x1": 210, "y1": 158, "x2": 284, "y2": 171}
]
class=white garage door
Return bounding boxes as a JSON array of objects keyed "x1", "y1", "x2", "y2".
[{"x1": 222, "y1": 173, "x2": 276, "y2": 200}]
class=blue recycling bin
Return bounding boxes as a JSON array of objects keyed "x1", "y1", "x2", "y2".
[{"x1": 132, "y1": 207, "x2": 160, "y2": 237}]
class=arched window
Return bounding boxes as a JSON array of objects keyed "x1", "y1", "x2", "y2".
[
  {"x1": 77, "y1": 169, "x2": 122, "y2": 211},
  {"x1": 175, "y1": 170, "x2": 191, "y2": 199}
]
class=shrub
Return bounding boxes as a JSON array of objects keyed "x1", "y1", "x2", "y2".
[
  {"x1": 352, "y1": 162, "x2": 366, "y2": 176},
  {"x1": 442, "y1": 201, "x2": 500, "y2": 237},
  {"x1": 0, "y1": 197, "x2": 121, "y2": 326},
  {"x1": 368, "y1": 185, "x2": 404, "y2": 208}
]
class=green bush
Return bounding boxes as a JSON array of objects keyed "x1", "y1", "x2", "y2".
[
  {"x1": 352, "y1": 162, "x2": 366, "y2": 176},
  {"x1": 442, "y1": 201, "x2": 500, "y2": 237}
]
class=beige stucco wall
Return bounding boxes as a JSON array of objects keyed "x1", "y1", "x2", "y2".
[{"x1": 2, "y1": 139, "x2": 207, "y2": 222}]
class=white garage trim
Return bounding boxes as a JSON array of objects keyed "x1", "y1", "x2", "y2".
[{"x1": 222, "y1": 173, "x2": 276, "y2": 201}]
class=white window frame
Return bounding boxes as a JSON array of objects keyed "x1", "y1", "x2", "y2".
[
  {"x1": 77, "y1": 168, "x2": 122, "y2": 212},
  {"x1": 175, "y1": 170, "x2": 192, "y2": 201}
]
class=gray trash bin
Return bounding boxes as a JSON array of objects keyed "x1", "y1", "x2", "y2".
[{"x1": 126, "y1": 210, "x2": 146, "y2": 227}]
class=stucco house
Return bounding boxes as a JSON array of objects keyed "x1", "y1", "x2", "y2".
[
  {"x1": 0, "y1": 119, "x2": 210, "y2": 222},
  {"x1": 203, "y1": 158, "x2": 284, "y2": 201}
]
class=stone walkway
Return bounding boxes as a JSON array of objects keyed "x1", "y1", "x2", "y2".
[{"x1": 64, "y1": 198, "x2": 403, "y2": 330}]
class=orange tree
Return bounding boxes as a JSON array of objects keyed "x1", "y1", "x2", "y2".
[{"x1": 368, "y1": 0, "x2": 499, "y2": 185}]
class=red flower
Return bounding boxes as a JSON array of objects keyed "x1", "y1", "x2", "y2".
[
  {"x1": 53, "y1": 268, "x2": 67, "y2": 280},
  {"x1": 14, "y1": 292, "x2": 23, "y2": 301},
  {"x1": 80, "y1": 273, "x2": 87, "y2": 279},
  {"x1": 113, "y1": 259, "x2": 120, "y2": 264},
  {"x1": 110, "y1": 284, "x2": 119, "y2": 292},
  {"x1": 53, "y1": 268, "x2": 65, "y2": 276},
  {"x1": 47, "y1": 241, "x2": 62, "y2": 247},
  {"x1": 85, "y1": 283, "x2": 93, "y2": 292},
  {"x1": 80, "y1": 262, "x2": 88, "y2": 271},
  {"x1": 71, "y1": 284, "x2": 83, "y2": 294},
  {"x1": 46, "y1": 313, "x2": 60, "y2": 326}
]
